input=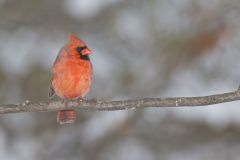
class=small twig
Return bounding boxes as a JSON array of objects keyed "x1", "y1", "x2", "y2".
[{"x1": 0, "y1": 89, "x2": 240, "y2": 114}]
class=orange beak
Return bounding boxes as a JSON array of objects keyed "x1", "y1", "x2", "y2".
[{"x1": 82, "y1": 48, "x2": 91, "y2": 55}]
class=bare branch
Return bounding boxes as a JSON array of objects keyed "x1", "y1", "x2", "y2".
[{"x1": 0, "y1": 89, "x2": 240, "y2": 114}]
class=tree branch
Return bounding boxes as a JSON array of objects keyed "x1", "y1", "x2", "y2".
[{"x1": 0, "y1": 89, "x2": 240, "y2": 114}]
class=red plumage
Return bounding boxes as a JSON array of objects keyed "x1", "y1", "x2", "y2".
[{"x1": 49, "y1": 34, "x2": 93, "y2": 125}]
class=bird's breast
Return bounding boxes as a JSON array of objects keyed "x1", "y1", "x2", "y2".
[{"x1": 52, "y1": 58, "x2": 92, "y2": 99}]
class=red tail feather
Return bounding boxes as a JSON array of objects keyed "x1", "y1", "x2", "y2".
[{"x1": 57, "y1": 110, "x2": 76, "y2": 125}]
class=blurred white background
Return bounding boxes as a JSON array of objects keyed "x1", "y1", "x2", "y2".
[{"x1": 0, "y1": 0, "x2": 240, "y2": 159}]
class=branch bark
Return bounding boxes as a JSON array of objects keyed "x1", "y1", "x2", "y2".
[{"x1": 0, "y1": 89, "x2": 240, "y2": 114}]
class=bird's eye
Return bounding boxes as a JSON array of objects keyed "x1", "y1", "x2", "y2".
[
  {"x1": 77, "y1": 46, "x2": 87, "y2": 55},
  {"x1": 76, "y1": 46, "x2": 90, "y2": 61}
]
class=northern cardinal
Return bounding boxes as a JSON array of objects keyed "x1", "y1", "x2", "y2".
[{"x1": 49, "y1": 34, "x2": 93, "y2": 125}]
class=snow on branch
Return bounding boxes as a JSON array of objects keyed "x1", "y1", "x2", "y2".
[{"x1": 0, "y1": 88, "x2": 240, "y2": 114}]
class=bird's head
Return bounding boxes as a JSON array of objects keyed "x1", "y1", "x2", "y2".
[{"x1": 68, "y1": 34, "x2": 92, "y2": 56}]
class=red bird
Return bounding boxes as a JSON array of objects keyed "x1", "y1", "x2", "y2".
[{"x1": 49, "y1": 34, "x2": 93, "y2": 125}]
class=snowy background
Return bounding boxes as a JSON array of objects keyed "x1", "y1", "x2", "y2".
[{"x1": 0, "y1": 0, "x2": 240, "y2": 159}]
